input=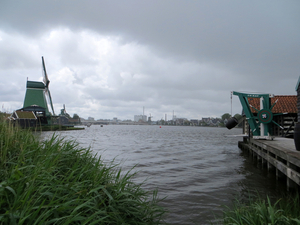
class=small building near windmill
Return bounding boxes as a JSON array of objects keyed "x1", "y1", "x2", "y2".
[
  {"x1": 247, "y1": 95, "x2": 297, "y2": 138},
  {"x1": 9, "y1": 110, "x2": 37, "y2": 128},
  {"x1": 18, "y1": 105, "x2": 48, "y2": 125}
]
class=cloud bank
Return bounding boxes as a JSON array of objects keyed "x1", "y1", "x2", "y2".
[{"x1": 0, "y1": 1, "x2": 299, "y2": 120}]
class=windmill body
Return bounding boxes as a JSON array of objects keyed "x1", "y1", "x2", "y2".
[
  {"x1": 23, "y1": 81, "x2": 51, "y2": 116},
  {"x1": 23, "y1": 57, "x2": 55, "y2": 123}
]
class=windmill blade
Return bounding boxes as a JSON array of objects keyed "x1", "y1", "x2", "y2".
[
  {"x1": 42, "y1": 56, "x2": 50, "y2": 88},
  {"x1": 42, "y1": 56, "x2": 55, "y2": 115},
  {"x1": 46, "y1": 89, "x2": 55, "y2": 115}
]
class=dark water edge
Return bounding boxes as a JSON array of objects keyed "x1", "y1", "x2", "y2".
[{"x1": 39, "y1": 125, "x2": 289, "y2": 225}]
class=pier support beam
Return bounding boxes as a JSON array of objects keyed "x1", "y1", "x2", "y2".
[{"x1": 238, "y1": 139, "x2": 300, "y2": 189}]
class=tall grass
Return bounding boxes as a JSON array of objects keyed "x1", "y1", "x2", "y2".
[
  {"x1": 0, "y1": 121, "x2": 167, "y2": 224},
  {"x1": 220, "y1": 194, "x2": 300, "y2": 225}
]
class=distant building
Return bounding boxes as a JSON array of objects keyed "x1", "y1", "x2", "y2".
[
  {"x1": 202, "y1": 117, "x2": 211, "y2": 123},
  {"x1": 69, "y1": 118, "x2": 81, "y2": 125},
  {"x1": 174, "y1": 118, "x2": 187, "y2": 125},
  {"x1": 134, "y1": 115, "x2": 147, "y2": 122},
  {"x1": 190, "y1": 119, "x2": 199, "y2": 126},
  {"x1": 57, "y1": 116, "x2": 69, "y2": 125},
  {"x1": 200, "y1": 117, "x2": 222, "y2": 126}
]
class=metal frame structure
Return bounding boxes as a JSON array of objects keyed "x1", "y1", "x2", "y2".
[{"x1": 232, "y1": 91, "x2": 283, "y2": 140}]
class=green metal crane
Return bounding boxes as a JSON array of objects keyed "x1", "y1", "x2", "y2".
[{"x1": 231, "y1": 91, "x2": 284, "y2": 140}]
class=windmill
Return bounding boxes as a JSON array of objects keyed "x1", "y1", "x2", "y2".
[
  {"x1": 60, "y1": 104, "x2": 67, "y2": 116},
  {"x1": 23, "y1": 57, "x2": 55, "y2": 122},
  {"x1": 148, "y1": 113, "x2": 153, "y2": 123}
]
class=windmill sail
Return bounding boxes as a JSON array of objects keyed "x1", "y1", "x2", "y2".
[
  {"x1": 47, "y1": 89, "x2": 55, "y2": 116},
  {"x1": 42, "y1": 56, "x2": 55, "y2": 115},
  {"x1": 42, "y1": 57, "x2": 50, "y2": 86}
]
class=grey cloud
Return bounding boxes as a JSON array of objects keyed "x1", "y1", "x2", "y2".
[{"x1": 0, "y1": 0, "x2": 299, "y2": 119}]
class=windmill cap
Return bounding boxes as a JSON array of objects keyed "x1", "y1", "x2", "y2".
[{"x1": 26, "y1": 81, "x2": 45, "y2": 89}]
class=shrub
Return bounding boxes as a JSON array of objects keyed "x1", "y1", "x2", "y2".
[
  {"x1": 221, "y1": 194, "x2": 300, "y2": 225},
  {"x1": 0, "y1": 121, "x2": 167, "y2": 224}
]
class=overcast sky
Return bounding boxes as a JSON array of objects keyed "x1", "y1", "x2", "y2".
[{"x1": 0, "y1": 1, "x2": 299, "y2": 120}]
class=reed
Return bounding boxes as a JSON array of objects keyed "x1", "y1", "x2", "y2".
[
  {"x1": 220, "y1": 194, "x2": 300, "y2": 225},
  {"x1": 0, "y1": 121, "x2": 167, "y2": 224}
]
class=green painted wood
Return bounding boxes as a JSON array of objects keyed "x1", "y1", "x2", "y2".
[
  {"x1": 23, "y1": 81, "x2": 50, "y2": 116},
  {"x1": 26, "y1": 81, "x2": 45, "y2": 89},
  {"x1": 233, "y1": 91, "x2": 273, "y2": 137}
]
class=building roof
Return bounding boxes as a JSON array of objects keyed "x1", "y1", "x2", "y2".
[
  {"x1": 248, "y1": 95, "x2": 297, "y2": 114},
  {"x1": 14, "y1": 111, "x2": 37, "y2": 119},
  {"x1": 27, "y1": 81, "x2": 45, "y2": 89}
]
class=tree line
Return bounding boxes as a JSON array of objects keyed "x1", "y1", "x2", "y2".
[{"x1": 220, "y1": 113, "x2": 243, "y2": 128}]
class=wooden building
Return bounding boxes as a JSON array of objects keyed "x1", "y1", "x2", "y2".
[
  {"x1": 10, "y1": 110, "x2": 37, "y2": 128},
  {"x1": 247, "y1": 95, "x2": 297, "y2": 138},
  {"x1": 18, "y1": 105, "x2": 48, "y2": 125},
  {"x1": 57, "y1": 116, "x2": 69, "y2": 125}
]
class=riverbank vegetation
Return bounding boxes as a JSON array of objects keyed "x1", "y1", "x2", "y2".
[
  {"x1": 0, "y1": 121, "x2": 166, "y2": 224},
  {"x1": 220, "y1": 194, "x2": 300, "y2": 225}
]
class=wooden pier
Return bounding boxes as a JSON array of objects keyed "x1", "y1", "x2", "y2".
[{"x1": 239, "y1": 138, "x2": 300, "y2": 190}]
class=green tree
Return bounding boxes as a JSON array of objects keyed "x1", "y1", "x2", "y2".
[
  {"x1": 234, "y1": 113, "x2": 242, "y2": 120},
  {"x1": 73, "y1": 114, "x2": 80, "y2": 119},
  {"x1": 184, "y1": 120, "x2": 190, "y2": 126},
  {"x1": 221, "y1": 113, "x2": 231, "y2": 121},
  {"x1": 234, "y1": 113, "x2": 243, "y2": 128}
]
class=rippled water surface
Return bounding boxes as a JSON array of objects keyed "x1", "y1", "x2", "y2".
[{"x1": 40, "y1": 125, "x2": 287, "y2": 224}]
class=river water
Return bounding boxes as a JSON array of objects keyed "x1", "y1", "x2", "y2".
[{"x1": 40, "y1": 125, "x2": 287, "y2": 224}]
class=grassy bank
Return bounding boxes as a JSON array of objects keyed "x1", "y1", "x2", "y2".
[
  {"x1": 0, "y1": 121, "x2": 166, "y2": 224},
  {"x1": 220, "y1": 194, "x2": 300, "y2": 225}
]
